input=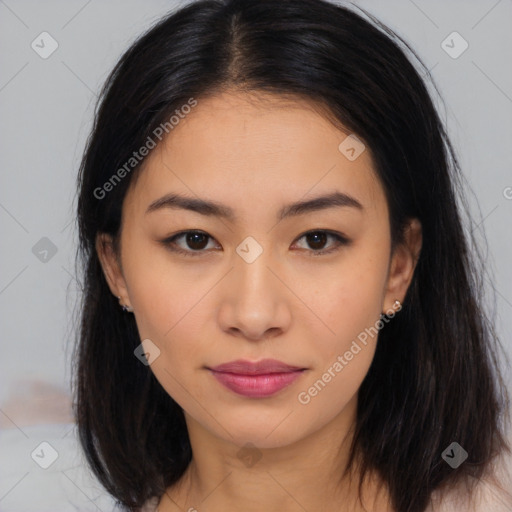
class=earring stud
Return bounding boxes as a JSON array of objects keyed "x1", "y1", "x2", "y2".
[
  {"x1": 381, "y1": 299, "x2": 402, "y2": 316},
  {"x1": 117, "y1": 295, "x2": 133, "y2": 313}
]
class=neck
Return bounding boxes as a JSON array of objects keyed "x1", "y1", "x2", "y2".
[{"x1": 157, "y1": 395, "x2": 391, "y2": 511}]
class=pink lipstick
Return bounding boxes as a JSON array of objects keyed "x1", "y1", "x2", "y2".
[{"x1": 208, "y1": 359, "x2": 306, "y2": 398}]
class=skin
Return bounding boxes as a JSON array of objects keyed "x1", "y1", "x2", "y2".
[{"x1": 96, "y1": 90, "x2": 422, "y2": 511}]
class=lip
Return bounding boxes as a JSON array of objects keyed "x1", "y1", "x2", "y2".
[
  {"x1": 210, "y1": 358, "x2": 304, "y2": 374},
  {"x1": 208, "y1": 359, "x2": 306, "y2": 398}
]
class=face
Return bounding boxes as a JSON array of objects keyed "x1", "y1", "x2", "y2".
[{"x1": 97, "y1": 90, "x2": 420, "y2": 449}]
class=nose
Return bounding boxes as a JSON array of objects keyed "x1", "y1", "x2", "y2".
[{"x1": 216, "y1": 246, "x2": 292, "y2": 342}]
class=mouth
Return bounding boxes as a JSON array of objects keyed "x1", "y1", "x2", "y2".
[{"x1": 207, "y1": 359, "x2": 307, "y2": 398}]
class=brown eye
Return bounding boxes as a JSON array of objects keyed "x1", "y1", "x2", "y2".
[
  {"x1": 162, "y1": 229, "x2": 350, "y2": 258},
  {"x1": 162, "y1": 230, "x2": 218, "y2": 256},
  {"x1": 184, "y1": 232, "x2": 209, "y2": 250},
  {"x1": 305, "y1": 232, "x2": 328, "y2": 250},
  {"x1": 293, "y1": 230, "x2": 350, "y2": 256}
]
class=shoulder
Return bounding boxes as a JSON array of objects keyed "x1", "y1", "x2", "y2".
[{"x1": 428, "y1": 451, "x2": 512, "y2": 512}]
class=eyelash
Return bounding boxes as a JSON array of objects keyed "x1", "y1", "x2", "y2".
[{"x1": 160, "y1": 229, "x2": 350, "y2": 258}]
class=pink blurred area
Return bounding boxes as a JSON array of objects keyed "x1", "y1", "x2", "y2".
[
  {"x1": 0, "y1": 378, "x2": 74, "y2": 430},
  {"x1": 0, "y1": 379, "x2": 120, "y2": 511}
]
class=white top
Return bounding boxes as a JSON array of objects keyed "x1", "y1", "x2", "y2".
[{"x1": 427, "y1": 451, "x2": 512, "y2": 512}]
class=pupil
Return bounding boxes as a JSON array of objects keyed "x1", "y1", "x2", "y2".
[
  {"x1": 187, "y1": 233, "x2": 207, "y2": 250},
  {"x1": 308, "y1": 232, "x2": 326, "y2": 250}
]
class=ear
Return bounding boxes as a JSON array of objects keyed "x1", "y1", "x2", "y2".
[
  {"x1": 382, "y1": 218, "x2": 422, "y2": 313},
  {"x1": 95, "y1": 233, "x2": 131, "y2": 307}
]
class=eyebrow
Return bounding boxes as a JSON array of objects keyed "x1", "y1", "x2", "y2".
[{"x1": 145, "y1": 191, "x2": 363, "y2": 221}]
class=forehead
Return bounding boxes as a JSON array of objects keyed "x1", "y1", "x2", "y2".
[{"x1": 124, "y1": 90, "x2": 385, "y2": 220}]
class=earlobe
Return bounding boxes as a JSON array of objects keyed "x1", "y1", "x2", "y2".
[
  {"x1": 382, "y1": 218, "x2": 422, "y2": 313},
  {"x1": 95, "y1": 233, "x2": 129, "y2": 301}
]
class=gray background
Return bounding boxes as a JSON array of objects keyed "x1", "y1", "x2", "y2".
[{"x1": 0, "y1": 0, "x2": 511, "y2": 510}]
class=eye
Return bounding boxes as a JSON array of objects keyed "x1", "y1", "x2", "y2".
[
  {"x1": 161, "y1": 229, "x2": 350, "y2": 257},
  {"x1": 161, "y1": 230, "x2": 219, "y2": 257},
  {"x1": 292, "y1": 230, "x2": 350, "y2": 256}
]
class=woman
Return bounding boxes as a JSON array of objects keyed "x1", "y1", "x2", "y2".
[{"x1": 72, "y1": 0, "x2": 511, "y2": 510}]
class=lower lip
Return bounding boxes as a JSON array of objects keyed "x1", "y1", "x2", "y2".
[{"x1": 209, "y1": 370, "x2": 304, "y2": 398}]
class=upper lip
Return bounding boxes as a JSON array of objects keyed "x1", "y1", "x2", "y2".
[{"x1": 209, "y1": 359, "x2": 305, "y2": 375}]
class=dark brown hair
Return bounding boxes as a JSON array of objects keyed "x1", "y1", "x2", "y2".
[{"x1": 72, "y1": 1, "x2": 510, "y2": 511}]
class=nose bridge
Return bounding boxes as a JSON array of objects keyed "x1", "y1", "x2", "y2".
[
  {"x1": 218, "y1": 234, "x2": 290, "y2": 339},
  {"x1": 234, "y1": 234, "x2": 279, "y2": 303}
]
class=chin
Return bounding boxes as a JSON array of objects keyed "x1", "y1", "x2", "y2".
[{"x1": 208, "y1": 412, "x2": 311, "y2": 450}]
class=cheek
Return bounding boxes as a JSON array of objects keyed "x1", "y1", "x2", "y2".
[
  {"x1": 121, "y1": 254, "x2": 212, "y2": 405},
  {"x1": 301, "y1": 278, "x2": 383, "y2": 393},
  {"x1": 122, "y1": 238, "x2": 207, "y2": 338},
  {"x1": 296, "y1": 246, "x2": 388, "y2": 407},
  {"x1": 132, "y1": 289, "x2": 207, "y2": 411},
  {"x1": 294, "y1": 274, "x2": 387, "y2": 430},
  {"x1": 310, "y1": 250, "x2": 390, "y2": 352},
  {"x1": 291, "y1": 341, "x2": 376, "y2": 444}
]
